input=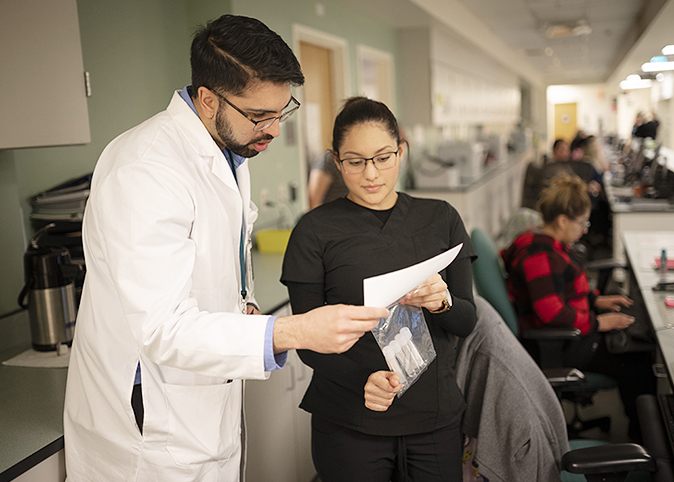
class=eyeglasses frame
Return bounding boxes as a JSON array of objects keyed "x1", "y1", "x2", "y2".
[
  {"x1": 572, "y1": 217, "x2": 591, "y2": 230},
  {"x1": 338, "y1": 148, "x2": 401, "y2": 175},
  {"x1": 209, "y1": 88, "x2": 300, "y2": 132}
]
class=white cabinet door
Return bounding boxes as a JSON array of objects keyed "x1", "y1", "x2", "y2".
[
  {"x1": 0, "y1": 0, "x2": 90, "y2": 149},
  {"x1": 244, "y1": 303, "x2": 316, "y2": 482},
  {"x1": 289, "y1": 350, "x2": 315, "y2": 482},
  {"x1": 244, "y1": 363, "x2": 298, "y2": 482}
]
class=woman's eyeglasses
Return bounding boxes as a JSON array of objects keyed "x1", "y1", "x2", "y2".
[{"x1": 338, "y1": 149, "x2": 400, "y2": 175}]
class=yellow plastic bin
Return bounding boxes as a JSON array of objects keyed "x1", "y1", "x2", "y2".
[{"x1": 255, "y1": 229, "x2": 292, "y2": 254}]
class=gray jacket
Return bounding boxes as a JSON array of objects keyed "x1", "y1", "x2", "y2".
[{"x1": 456, "y1": 296, "x2": 570, "y2": 482}]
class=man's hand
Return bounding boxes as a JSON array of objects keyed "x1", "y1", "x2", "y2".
[
  {"x1": 364, "y1": 371, "x2": 402, "y2": 411},
  {"x1": 595, "y1": 295, "x2": 632, "y2": 312},
  {"x1": 273, "y1": 304, "x2": 388, "y2": 354}
]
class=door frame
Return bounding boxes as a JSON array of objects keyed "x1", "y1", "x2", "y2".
[
  {"x1": 356, "y1": 44, "x2": 396, "y2": 113},
  {"x1": 292, "y1": 24, "x2": 350, "y2": 210}
]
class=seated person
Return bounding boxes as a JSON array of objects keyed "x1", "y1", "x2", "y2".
[
  {"x1": 540, "y1": 138, "x2": 609, "y2": 254},
  {"x1": 307, "y1": 150, "x2": 348, "y2": 209},
  {"x1": 501, "y1": 173, "x2": 656, "y2": 440}
]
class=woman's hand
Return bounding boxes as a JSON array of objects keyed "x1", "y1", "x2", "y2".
[
  {"x1": 597, "y1": 312, "x2": 635, "y2": 332},
  {"x1": 364, "y1": 371, "x2": 402, "y2": 411},
  {"x1": 595, "y1": 295, "x2": 632, "y2": 312},
  {"x1": 401, "y1": 274, "x2": 448, "y2": 312}
]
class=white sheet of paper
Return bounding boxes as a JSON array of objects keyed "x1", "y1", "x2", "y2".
[{"x1": 363, "y1": 243, "x2": 463, "y2": 308}]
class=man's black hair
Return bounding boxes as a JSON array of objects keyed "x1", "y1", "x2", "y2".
[{"x1": 191, "y1": 15, "x2": 304, "y2": 96}]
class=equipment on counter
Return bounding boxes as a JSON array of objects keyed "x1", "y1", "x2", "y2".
[{"x1": 17, "y1": 224, "x2": 84, "y2": 351}]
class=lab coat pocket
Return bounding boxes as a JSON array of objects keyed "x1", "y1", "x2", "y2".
[{"x1": 164, "y1": 382, "x2": 238, "y2": 466}]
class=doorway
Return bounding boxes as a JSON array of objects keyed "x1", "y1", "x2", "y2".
[
  {"x1": 554, "y1": 103, "x2": 578, "y2": 143},
  {"x1": 292, "y1": 24, "x2": 349, "y2": 210},
  {"x1": 356, "y1": 45, "x2": 395, "y2": 110},
  {"x1": 299, "y1": 41, "x2": 335, "y2": 164}
]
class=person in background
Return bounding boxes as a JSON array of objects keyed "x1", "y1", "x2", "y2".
[
  {"x1": 634, "y1": 112, "x2": 659, "y2": 140},
  {"x1": 541, "y1": 137, "x2": 601, "y2": 197},
  {"x1": 307, "y1": 150, "x2": 348, "y2": 209},
  {"x1": 502, "y1": 173, "x2": 656, "y2": 440},
  {"x1": 281, "y1": 97, "x2": 477, "y2": 481},
  {"x1": 632, "y1": 112, "x2": 644, "y2": 137},
  {"x1": 585, "y1": 135, "x2": 610, "y2": 174},
  {"x1": 63, "y1": 15, "x2": 387, "y2": 481},
  {"x1": 552, "y1": 138, "x2": 571, "y2": 162}
]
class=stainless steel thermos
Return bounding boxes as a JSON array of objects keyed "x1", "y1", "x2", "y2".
[{"x1": 18, "y1": 226, "x2": 80, "y2": 351}]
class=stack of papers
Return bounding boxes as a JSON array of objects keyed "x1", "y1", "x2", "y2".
[
  {"x1": 29, "y1": 173, "x2": 91, "y2": 263},
  {"x1": 30, "y1": 173, "x2": 91, "y2": 222}
]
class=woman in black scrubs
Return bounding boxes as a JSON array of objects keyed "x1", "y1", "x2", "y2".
[{"x1": 281, "y1": 97, "x2": 477, "y2": 481}]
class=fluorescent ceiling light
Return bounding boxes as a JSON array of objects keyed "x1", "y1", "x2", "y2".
[
  {"x1": 642, "y1": 61, "x2": 674, "y2": 72},
  {"x1": 620, "y1": 75, "x2": 652, "y2": 90},
  {"x1": 662, "y1": 45, "x2": 674, "y2": 56},
  {"x1": 544, "y1": 20, "x2": 592, "y2": 39}
]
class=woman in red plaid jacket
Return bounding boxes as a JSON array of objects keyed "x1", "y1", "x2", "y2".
[{"x1": 502, "y1": 173, "x2": 655, "y2": 440}]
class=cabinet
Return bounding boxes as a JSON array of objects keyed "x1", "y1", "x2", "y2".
[
  {"x1": 0, "y1": 0, "x2": 90, "y2": 149},
  {"x1": 244, "y1": 304, "x2": 315, "y2": 482},
  {"x1": 398, "y1": 26, "x2": 520, "y2": 127}
]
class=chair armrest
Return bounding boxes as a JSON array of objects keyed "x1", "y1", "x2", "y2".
[
  {"x1": 584, "y1": 258, "x2": 626, "y2": 271},
  {"x1": 522, "y1": 327, "x2": 581, "y2": 341},
  {"x1": 544, "y1": 367, "x2": 585, "y2": 388},
  {"x1": 562, "y1": 443, "x2": 657, "y2": 475}
]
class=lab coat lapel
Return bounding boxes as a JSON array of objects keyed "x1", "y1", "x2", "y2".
[{"x1": 166, "y1": 90, "x2": 241, "y2": 195}]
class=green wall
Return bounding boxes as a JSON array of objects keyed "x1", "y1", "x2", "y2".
[
  {"x1": 0, "y1": 0, "x2": 232, "y2": 314},
  {"x1": 0, "y1": 0, "x2": 400, "y2": 315},
  {"x1": 232, "y1": 0, "x2": 400, "y2": 230}
]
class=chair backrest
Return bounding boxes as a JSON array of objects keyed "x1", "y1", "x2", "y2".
[{"x1": 470, "y1": 228, "x2": 520, "y2": 337}]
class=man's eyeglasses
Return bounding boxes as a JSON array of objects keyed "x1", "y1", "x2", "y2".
[
  {"x1": 210, "y1": 89, "x2": 300, "y2": 132},
  {"x1": 338, "y1": 149, "x2": 400, "y2": 175}
]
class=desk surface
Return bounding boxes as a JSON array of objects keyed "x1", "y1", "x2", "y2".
[
  {"x1": 623, "y1": 231, "x2": 674, "y2": 332},
  {"x1": 0, "y1": 251, "x2": 288, "y2": 481}
]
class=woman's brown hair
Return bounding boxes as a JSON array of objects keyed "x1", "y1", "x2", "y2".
[{"x1": 537, "y1": 173, "x2": 591, "y2": 224}]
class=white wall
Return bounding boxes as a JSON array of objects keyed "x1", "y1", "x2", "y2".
[{"x1": 546, "y1": 84, "x2": 613, "y2": 151}]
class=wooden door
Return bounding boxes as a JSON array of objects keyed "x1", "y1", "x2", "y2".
[
  {"x1": 299, "y1": 42, "x2": 335, "y2": 165},
  {"x1": 554, "y1": 103, "x2": 577, "y2": 143}
]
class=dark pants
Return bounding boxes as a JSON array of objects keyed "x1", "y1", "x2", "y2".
[
  {"x1": 311, "y1": 416, "x2": 463, "y2": 482},
  {"x1": 131, "y1": 383, "x2": 143, "y2": 435}
]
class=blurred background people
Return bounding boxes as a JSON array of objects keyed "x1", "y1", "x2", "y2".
[
  {"x1": 307, "y1": 150, "x2": 349, "y2": 209},
  {"x1": 502, "y1": 173, "x2": 656, "y2": 441}
]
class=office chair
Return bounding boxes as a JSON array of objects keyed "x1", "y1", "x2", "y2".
[
  {"x1": 470, "y1": 227, "x2": 617, "y2": 436},
  {"x1": 457, "y1": 296, "x2": 656, "y2": 482}
]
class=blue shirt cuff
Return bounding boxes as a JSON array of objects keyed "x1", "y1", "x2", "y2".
[{"x1": 264, "y1": 316, "x2": 287, "y2": 371}]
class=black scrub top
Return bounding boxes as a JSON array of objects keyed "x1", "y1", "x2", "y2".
[{"x1": 281, "y1": 192, "x2": 476, "y2": 436}]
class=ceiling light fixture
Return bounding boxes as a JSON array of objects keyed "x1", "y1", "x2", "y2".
[
  {"x1": 544, "y1": 20, "x2": 592, "y2": 39},
  {"x1": 620, "y1": 74, "x2": 653, "y2": 90},
  {"x1": 662, "y1": 45, "x2": 674, "y2": 56},
  {"x1": 642, "y1": 61, "x2": 674, "y2": 72}
]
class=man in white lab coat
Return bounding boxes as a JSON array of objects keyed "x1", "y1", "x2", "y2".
[{"x1": 63, "y1": 14, "x2": 386, "y2": 481}]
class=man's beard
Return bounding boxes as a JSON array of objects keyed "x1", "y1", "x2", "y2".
[{"x1": 215, "y1": 107, "x2": 273, "y2": 158}]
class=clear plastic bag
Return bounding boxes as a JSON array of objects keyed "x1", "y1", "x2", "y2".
[{"x1": 371, "y1": 303, "x2": 437, "y2": 397}]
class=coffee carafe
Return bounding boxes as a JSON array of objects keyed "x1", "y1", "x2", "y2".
[{"x1": 18, "y1": 224, "x2": 81, "y2": 351}]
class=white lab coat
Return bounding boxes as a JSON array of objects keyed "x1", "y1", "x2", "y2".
[{"x1": 64, "y1": 91, "x2": 270, "y2": 481}]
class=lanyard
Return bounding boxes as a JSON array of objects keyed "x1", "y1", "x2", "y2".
[{"x1": 226, "y1": 150, "x2": 247, "y2": 302}]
